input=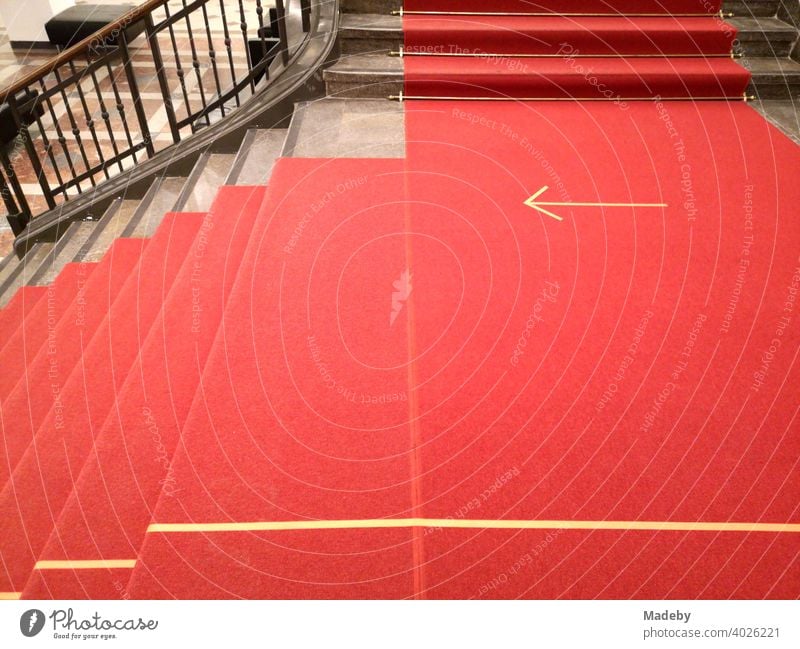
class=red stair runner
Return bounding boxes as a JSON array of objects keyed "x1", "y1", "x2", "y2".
[
  {"x1": 121, "y1": 102, "x2": 800, "y2": 599},
  {"x1": 0, "y1": 287, "x2": 46, "y2": 356},
  {"x1": 0, "y1": 214, "x2": 202, "y2": 597},
  {"x1": 1, "y1": 0, "x2": 797, "y2": 601},
  {"x1": 0, "y1": 266, "x2": 95, "y2": 404},
  {"x1": 404, "y1": 56, "x2": 750, "y2": 99},
  {"x1": 402, "y1": 0, "x2": 723, "y2": 14},
  {"x1": 23, "y1": 187, "x2": 266, "y2": 599},
  {"x1": 402, "y1": 1, "x2": 750, "y2": 99},
  {"x1": 0, "y1": 245, "x2": 140, "y2": 497},
  {"x1": 404, "y1": 16, "x2": 737, "y2": 56}
]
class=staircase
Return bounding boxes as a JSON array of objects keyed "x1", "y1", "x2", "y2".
[
  {"x1": 0, "y1": 0, "x2": 798, "y2": 601},
  {"x1": 325, "y1": 0, "x2": 800, "y2": 99},
  {"x1": 0, "y1": 130, "x2": 286, "y2": 309}
]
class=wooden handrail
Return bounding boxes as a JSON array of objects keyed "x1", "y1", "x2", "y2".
[{"x1": 0, "y1": 0, "x2": 168, "y2": 102}]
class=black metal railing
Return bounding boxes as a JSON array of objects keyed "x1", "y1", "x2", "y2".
[{"x1": 0, "y1": 0, "x2": 312, "y2": 235}]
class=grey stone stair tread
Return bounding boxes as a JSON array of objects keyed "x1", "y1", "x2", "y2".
[
  {"x1": 283, "y1": 98, "x2": 404, "y2": 158},
  {"x1": 323, "y1": 53, "x2": 403, "y2": 98},
  {"x1": 77, "y1": 199, "x2": 141, "y2": 263},
  {"x1": 340, "y1": 13, "x2": 401, "y2": 36},
  {"x1": 0, "y1": 248, "x2": 23, "y2": 292},
  {"x1": 342, "y1": 0, "x2": 400, "y2": 13},
  {"x1": 344, "y1": 0, "x2": 773, "y2": 13},
  {"x1": 746, "y1": 56, "x2": 800, "y2": 76},
  {"x1": 725, "y1": 0, "x2": 781, "y2": 15},
  {"x1": 0, "y1": 243, "x2": 54, "y2": 308},
  {"x1": 29, "y1": 220, "x2": 96, "y2": 286},
  {"x1": 751, "y1": 99, "x2": 800, "y2": 143},
  {"x1": 325, "y1": 53, "x2": 403, "y2": 77},
  {"x1": 122, "y1": 176, "x2": 186, "y2": 239},
  {"x1": 227, "y1": 129, "x2": 287, "y2": 186},
  {"x1": 729, "y1": 16, "x2": 798, "y2": 37},
  {"x1": 177, "y1": 152, "x2": 237, "y2": 212}
]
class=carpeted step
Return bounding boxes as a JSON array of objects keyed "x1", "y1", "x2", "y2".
[
  {"x1": 403, "y1": 55, "x2": 752, "y2": 99},
  {"x1": 399, "y1": 99, "x2": 800, "y2": 598},
  {"x1": 0, "y1": 287, "x2": 47, "y2": 356},
  {"x1": 0, "y1": 213, "x2": 203, "y2": 599},
  {"x1": 0, "y1": 242, "x2": 143, "y2": 500},
  {"x1": 128, "y1": 158, "x2": 417, "y2": 599},
  {"x1": 0, "y1": 243, "x2": 54, "y2": 308},
  {"x1": 404, "y1": 16, "x2": 738, "y2": 56},
  {"x1": 401, "y1": 1, "x2": 723, "y2": 14},
  {"x1": 0, "y1": 263, "x2": 97, "y2": 407},
  {"x1": 23, "y1": 187, "x2": 266, "y2": 599},
  {"x1": 125, "y1": 100, "x2": 799, "y2": 600}
]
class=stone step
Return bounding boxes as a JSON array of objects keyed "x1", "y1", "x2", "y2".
[
  {"x1": 744, "y1": 56, "x2": 800, "y2": 98},
  {"x1": 341, "y1": 0, "x2": 400, "y2": 13},
  {"x1": 751, "y1": 99, "x2": 800, "y2": 143},
  {"x1": 325, "y1": 51, "x2": 800, "y2": 100},
  {"x1": 338, "y1": 13, "x2": 797, "y2": 58},
  {"x1": 730, "y1": 16, "x2": 799, "y2": 57},
  {"x1": 77, "y1": 198, "x2": 142, "y2": 263},
  {"x1": 0, "y1": 242, "x2": 54, "y2": 308},
  {"x1": 226, "y1": 129, "x2": 288, "y2": 186},
  {"x1": 725, "y1": 0, "x2": 780, "y2": 17},
  {"x1": 28, "y1": 220, "x2": 96, "y2": 286},
  {"x1": 121, "y1": 175, "x2": 187, "y2": 239},
  {"x1": 175, "y1": 152, "x2": 237, "y2": 212},
  {"x1": 340, "y1": 0, "x2": 779, "y2": 15},
  {"x1": 339, "y1": 14, "x2": 401, "y2": 55},
  {"x1": 0, "y1": 244, "x2": 23, "y2": 292},
  {"x1": 282, "y1": 98, "x2": 405, "y2": 158},
  {"x1": 323, "y1": 53, "x2": 403, "y2": 99}
]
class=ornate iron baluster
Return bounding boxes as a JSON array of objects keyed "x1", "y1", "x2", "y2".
[
  {"x1": 255, "y1": 0, "x2": 268, "y2": 62},
  {"x1": 300, "y1": 0, "x2": 311, "y2": 32},
  {"x1": 5, "y1": 94, "x2": 56, "y2": 209},
  {"x1": 179, "y1": 0, "x2": 211, "y2": 128},
  {"x1": 51, "y1": 66, "x2": 96, "y2": 187},
  {"x1": 118, "y1": 29, "x2": 156, "y2": 156},
  {"x1": 217, "y1": 0, "x2": 241, "y2": 106},
  {"x1": 104, "y1": 46, "x2": 138, "y2": 160},
  {"x1": 27, "y1": 90, "x2": 68, "y2": 199},
  {"x1": 146, "y1": 12, "x2": 181, "y2": 143},
  {"x1": 237, "y1": 0, "x2": 255, "y2": 93},
  {"x1": 199, "y1": 0, "x2": 225, "y2": 117},
  {"x1": 274, "y1": 0, "x2": 289, "y2": 65},
  {"x1": 38, "y1": 78, "x2": 81, "y2": 193},
  {"x1": 63, "y1": 62, "x2": 110, "y2": 182},
  {"x1": 88, "y1": 57, "x2": 125, "y2": 173}
]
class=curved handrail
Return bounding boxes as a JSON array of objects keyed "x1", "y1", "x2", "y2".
[
  {"x1": 0, "y1": 0, "x2": 167, "y2": 103},
  {"x1": 0, "y1": 0, "x2": 315, "y2": 235}
]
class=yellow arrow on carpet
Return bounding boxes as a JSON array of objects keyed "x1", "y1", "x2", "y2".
[{"x1": 524, "y1": 185, "x2": 668, "y2": 221}]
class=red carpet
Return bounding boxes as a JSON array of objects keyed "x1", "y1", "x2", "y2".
[
  {"x1": 403, "y1": 0, "x2": 723, "y2": 14},
  {"x1": 405, "y1": 17, "x2": 737, "y2": 56},
  {"x1": 0, "y1": 287, "x2": 46, "y2": 356},
  {"x1": 0, "y1": 244, "x2": 140, "y2": 496},
  {"x1": 120, "y1": 101, "x2": 800, "y2": 599},
  {"x1": 1, "y1": 0, "x2": 797, "y2": 601},
  {"x1": 0, "y1": 214, "x2": 202, "y2": 596},
  {"x1": 22, "y1": 187, "x2": 266, "y2": 599},
  {"x1": 402, "y1": 1, "x2": 750, "y2": 99},
  {"x1": 127, "y1": 158, "x2": 417, "y2": 598},
  {"x1": 0, "y1": 266, "x2": 96, "y2": 403},
  {"x1": 404, "y1": 56, "x2": 750, "y2": 99}
]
